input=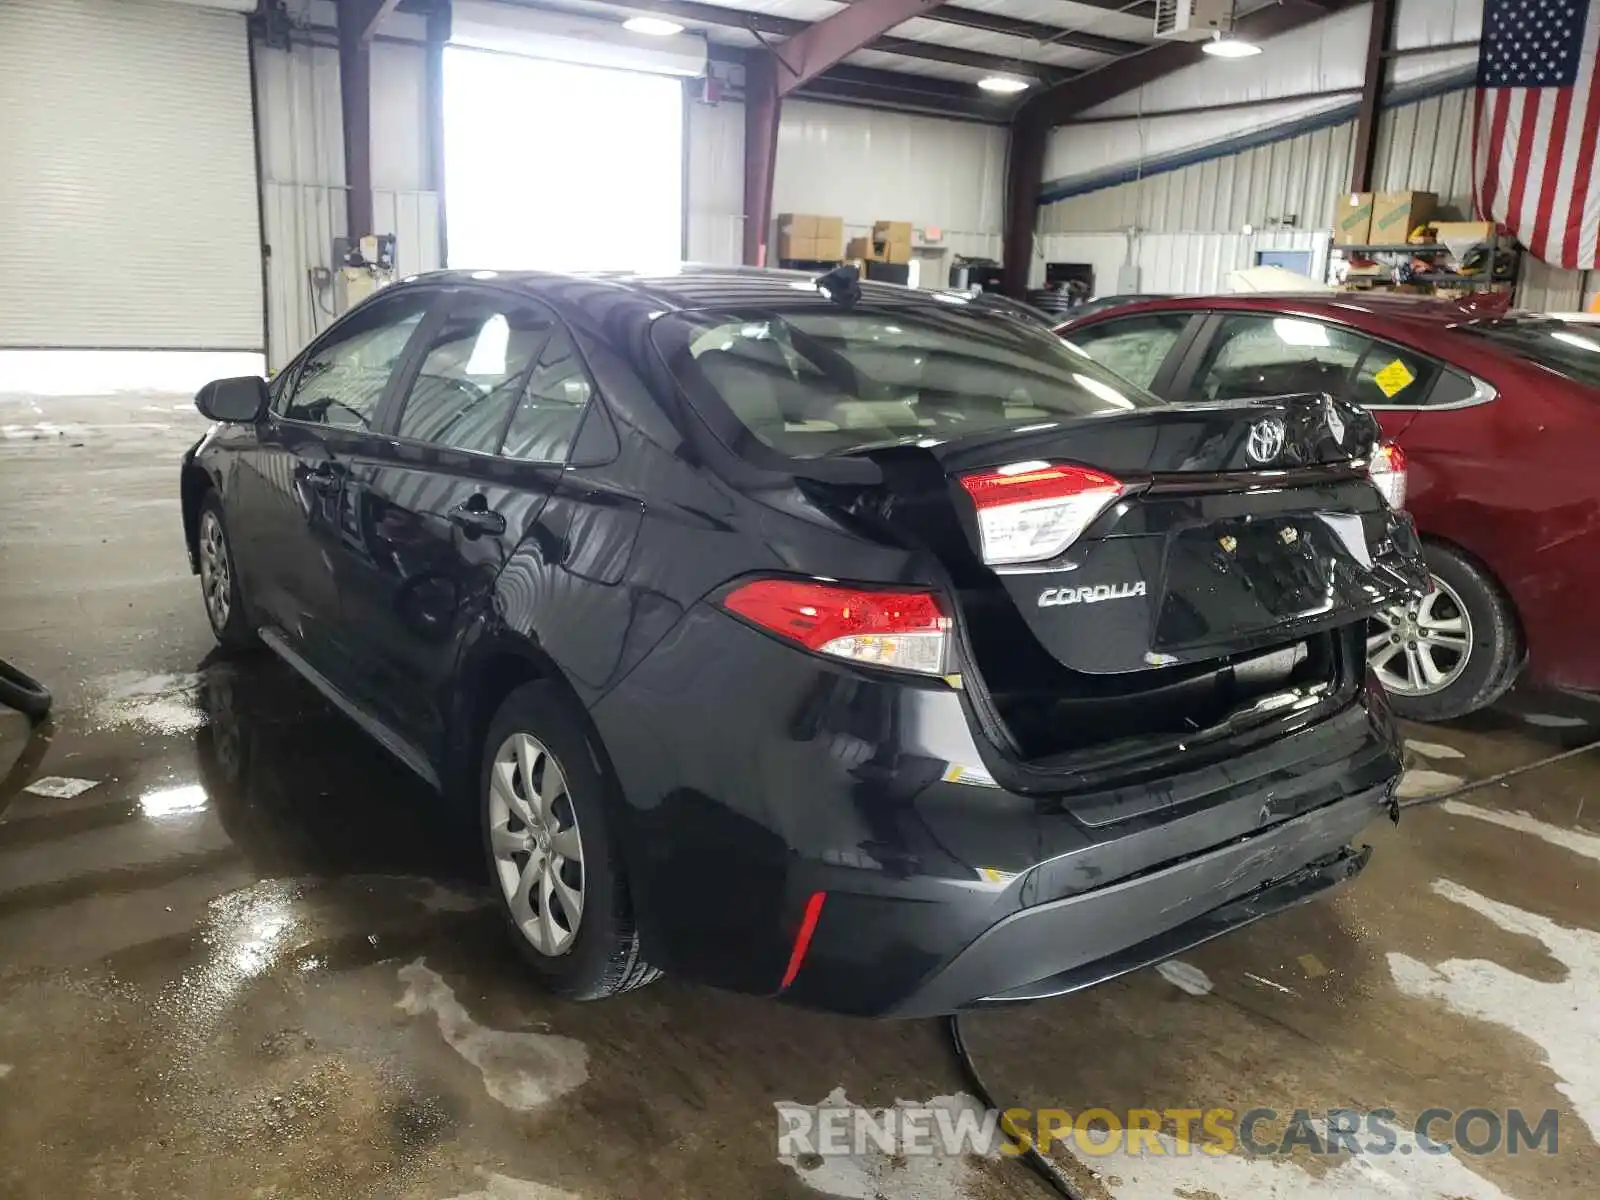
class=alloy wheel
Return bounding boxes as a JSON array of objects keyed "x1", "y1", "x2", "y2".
[
  {"x1": 199, "y1": 510, "x2": 232, "y2": 631},
  {"x1": 487, "y1": 732, "x2": 585, "y2": 956},
  {"x1": 1369, "y1": 575, "x2": 1473, "y2": 697}
]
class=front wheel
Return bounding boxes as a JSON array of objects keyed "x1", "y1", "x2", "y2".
[
  {"x1": 480, "y1": 682, "x2": 660, "y2": 1000},
  {"x1": 196, "y1": 492, "x2": 259, "y2": 652},
  {"x1": 1369, "y1": 542, "x2": 1521, "y2": 721}
]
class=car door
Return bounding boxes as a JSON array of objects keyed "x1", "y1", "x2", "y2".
[
  {"x1": 234, "y1": 289, "x2": 435, "y2": 680},
  {"x1": 334, "y1": 288, "x2": 597, "y2": 762}
]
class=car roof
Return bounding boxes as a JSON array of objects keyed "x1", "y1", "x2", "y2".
[
  {"x1": 396, "y1": 264, "x2": 958, "y2": 313},
  {"x1": 1062, "y1": 291, "x2": 1505, "y2": 332}
]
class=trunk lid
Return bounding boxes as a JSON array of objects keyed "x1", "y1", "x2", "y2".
[{"x1": 822, "y1": 392, "x2": 1427, "y2": 679}]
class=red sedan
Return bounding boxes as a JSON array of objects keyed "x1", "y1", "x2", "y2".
[{"x1": 1058, "y1": 294, "x2": 1600, "y2": 720}]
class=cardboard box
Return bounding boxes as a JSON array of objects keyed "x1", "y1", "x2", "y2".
[
  {"x1": 1371, "y1": 191, "x2": 1437, "y2": 244},
  {"x1": 814, "y1": 216, "x2": 845, "y2": 259},
  {"x1": 1334, "y1": 192, "x2": 1374, "y2": 246},
  {"x1": 883, "y1": 241, "x2": 911, "y2": 265},
  {"x1": 872, "y1": 220, "x2": 913, "y2": 247},
  {"x1": 777, "y1": 212, "x2": 820, "y2": 238}
]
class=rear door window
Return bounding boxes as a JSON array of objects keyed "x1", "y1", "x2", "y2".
[
  {"x1": 652, "y1": 304, "x2": 1160, "y2": 459},
  {"x1": 1194, "y1": 315, "x2": 1370, "y2": 401},
  {"x1": 1066, "y1": 313, "x2": 1191, "y2": 390},
  {"x1": 501, "y1": 327, "x2": 595, "y2": 463},
  {"x1": 393, "y1": 298, "x2": 554, "y2": 454}
]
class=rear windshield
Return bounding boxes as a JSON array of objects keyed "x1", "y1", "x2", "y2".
[
  {"x1": 1463, "y1": 318, "x2": 1600, "y2": 389},
  {"x1": 651, "y1": 301, "x2": 1161, "y2": 458}
]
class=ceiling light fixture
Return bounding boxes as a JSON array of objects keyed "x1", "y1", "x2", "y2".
[
  {"x1": 977, "y1": 76, "x2": 1030, "y2": 94},
  {"x1": 623, "y1": 16, "x2": 684, "y2": 36},
  {"x1": 1201, "y1": 32, "x2": 1262, "y2": 58}
]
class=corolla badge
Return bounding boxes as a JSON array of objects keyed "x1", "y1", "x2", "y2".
[
  {"x1": 1039, "y1": 581, "x2": 1147, "y2": 607},
  {"x1": 1246, "y1": 416, "x2": 1288, "y2": 464}
]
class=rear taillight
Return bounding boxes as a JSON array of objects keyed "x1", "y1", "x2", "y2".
[
  {"x1": 958, "y1": 461, "x2": 1127, "y2": 566},
  {"x1": 1368, "y1": 442, "x2": 1407, "y2": 509},
  {"x1": 721, "y1": 579, "x2": 951, "y2": 676}
]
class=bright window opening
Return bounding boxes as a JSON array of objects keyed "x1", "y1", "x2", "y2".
[{"x1": 443, "y1": 48, "x2": 683, "y2": 271}]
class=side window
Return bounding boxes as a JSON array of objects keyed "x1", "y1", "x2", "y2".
[
  {"x1": 1426, "y1": 366, "x2": 1484, "y2": 407},
  {"x1": 394, "y1": 299, "x2": 554, "y2": 453},
  {"x1": 1066, "y1": 313, "x2": 1191, "y2": 390},
  {"x1": 283, "y1": 293, "x2": 431, "y2": 429},
  {"x1": 1348, "y1": 343, "x2": 1445, "y2": 408},
  {"x1": 500, "y1": 327, "x2": 595, "y2": 464},
  {"x1": 1195, "y1": 315, "x2": 1370, "y2": 401}
]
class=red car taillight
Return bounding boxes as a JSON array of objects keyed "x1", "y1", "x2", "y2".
[
  {"x1": 1369, "y1": 442, "x2": 1408, "y2": 510},
  {"x1": 958, "y1": 461, "x2": 1127, "y2": 566},
  {"x1": 721, "y1": 579, "x2": 951, "y2": 677}
]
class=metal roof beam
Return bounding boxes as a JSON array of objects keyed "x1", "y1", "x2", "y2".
[
  {"x1": 844, "y1": 1, "x2": 1146, "y2": 57},
  {"x1": 546, "y1": 0, "x2": 1070, "y2": 82},
  {"x1": 764, "y1": 0, "x2": 944, "y2": 95}
]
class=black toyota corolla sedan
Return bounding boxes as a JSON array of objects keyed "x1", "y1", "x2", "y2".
[{"x1": 180, "y1": 266, "x2": 1424, "y2": 1017}]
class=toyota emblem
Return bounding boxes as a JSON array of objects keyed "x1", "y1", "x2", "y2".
[{"x1": 1246, "y1": 417, "x2": 1287, "y2": 464}]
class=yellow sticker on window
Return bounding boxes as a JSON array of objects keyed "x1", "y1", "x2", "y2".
[{"x1": 1373, "y1": 359, "x2": 1416, "y2": 397}]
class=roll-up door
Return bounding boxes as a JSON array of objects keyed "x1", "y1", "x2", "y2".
[{"x1": 0, "y1": 0, "x2": 262, "y2": 350}]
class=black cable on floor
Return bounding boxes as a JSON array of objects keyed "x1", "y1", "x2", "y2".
[
  {"x1": 946, "y1": 1012, "x2": 1088, "y2": 1200},
  {"x1": 1397, "y1": 735, "x2": 1600, "y2": 810}
]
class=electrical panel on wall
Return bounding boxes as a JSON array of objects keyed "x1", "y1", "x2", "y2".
[{"x1": 1154, "y1": 0, "x2": 1231, "y2": 41}]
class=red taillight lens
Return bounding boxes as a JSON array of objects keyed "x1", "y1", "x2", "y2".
[
  {"x1": 721, "y1": 579, "x2": 950, "y2": 676},
  {"x1": 1369, "y1": 442, "x2": 1407, "y2": 510},
  {"x1": 958, "y1": 461, "x2": 1127, "y2": 566}
]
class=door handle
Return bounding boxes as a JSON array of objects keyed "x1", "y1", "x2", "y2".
[{"x1": 448, "y1": 502, "x2": 507, "y2": 537}]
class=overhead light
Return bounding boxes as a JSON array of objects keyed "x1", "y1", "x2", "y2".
[
  {"x1": 1202, "y1": 33, "x2": 1262, "y2": 58},
  {"x1": 623, "y1": 16, "x2": 684, "y2": 36},
  {"x1": 978, "y1": 76, "x2": 1031, "y2": 94}
]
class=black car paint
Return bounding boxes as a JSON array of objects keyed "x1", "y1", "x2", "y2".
[{"x1": 183, "y1": 268, "x2": 1413, "y2": 1017}]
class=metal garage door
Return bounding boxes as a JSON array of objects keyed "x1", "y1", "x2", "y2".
[{"x1": 0, "y1": 0, "x2": 262, "y2": 351}]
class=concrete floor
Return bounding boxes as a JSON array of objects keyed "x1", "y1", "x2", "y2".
[{"x1": 3, "y1": 392, "x2": 1599, "y2": 1200}]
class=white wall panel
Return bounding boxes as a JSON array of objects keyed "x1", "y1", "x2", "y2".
[
  {"x1": 685, "y1": 97, "x2": 745, "y2": 265},
  {"x1": 0, "y1": 0, "x2": 261, "y2": 349},
  {"x1": 773, "y1": 101, "x2": 1007, "y2": 242},
  {"x1": 683, "y1": 98, "x2": 1008, "y2": 269},
  {"x1": 1042, "y1": 84, "x2": 1478, "y2": 239},
  {"x1": 1037, "y1": 230, "x2": 1328, "y2": 294},
  {"x1": 371, "y1": 41, "x2": 430, "y2": 191},
  {"x1": 254, "y1": 33, "x2": 441, "y2": 367}
]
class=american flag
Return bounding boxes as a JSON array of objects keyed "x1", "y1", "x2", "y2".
[{"x1": 1475, "y1": 0, "x2": 1600, "y2": 269}]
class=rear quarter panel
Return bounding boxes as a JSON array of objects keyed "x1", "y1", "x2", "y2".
[{"x1": 1400, "y1": 359, "x2": 1600, "y2": 690}]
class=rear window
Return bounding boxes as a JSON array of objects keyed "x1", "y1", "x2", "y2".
[
  {"x1": 651, "y1": 303, "x2": 1161, "y2": 458},
  {"x1": 1463, "y1": 319, "x2": 1600, "y2": 388}
]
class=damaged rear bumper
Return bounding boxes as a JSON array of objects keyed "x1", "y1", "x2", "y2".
[{"x1": 881, "y1": 782, "x2": 1387, "y2": 1018}]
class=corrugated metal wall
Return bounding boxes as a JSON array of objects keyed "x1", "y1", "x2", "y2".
[
  {"x1": 1033, "y1": 0, "x2": 1593, "y2": 302},
  {"x1": 685, "y1": 97, "x2": 1008, "y2": 270},
  {"x1": 1038, "y1": 230, "x2": 1331, "y2": 297},
  {"x1": 1037, "y1": 84, "x2": 1592, "y2": 304},
  {"x1": 253, "y1": 25, "x2": 442, "y2": 369}
]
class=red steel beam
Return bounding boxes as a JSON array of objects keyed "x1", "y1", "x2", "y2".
[
  {"x1": 1349, "y1": 0, "x2": 1397, "y2": 192},
  {"x1": 743, "y1": 55, "x2": 782, "y2": 266},
  {"x1": 338, "y1": 0, "x2": 379, "y2": 236},
  {"x1": 772, "y1": 0, "x2": 943, "y2": 96}
]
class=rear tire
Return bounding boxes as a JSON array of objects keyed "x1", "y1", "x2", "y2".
[
  {"x1": 197, "y1": 492, "x2": 259, "y2": 653},
  {"x1": 1370, "y1": 541, "x2": 1520, "y2": 722},
  {"x1": 480, "y1": 682, "x2": 659, "y2": 1000}
]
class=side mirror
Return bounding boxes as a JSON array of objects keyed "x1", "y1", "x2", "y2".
[{"x1": 195, "y1": 376, "x2": 269, "y2": 423}]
